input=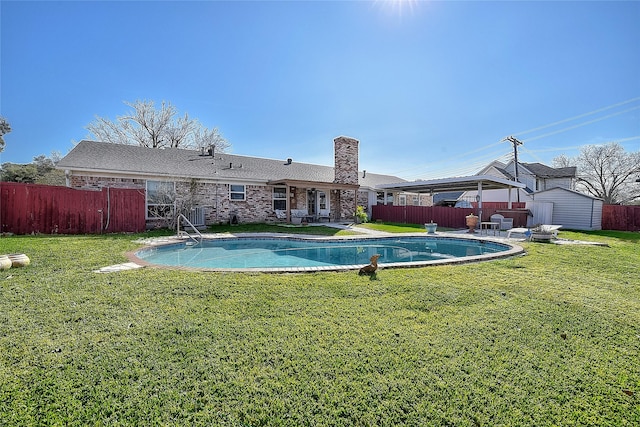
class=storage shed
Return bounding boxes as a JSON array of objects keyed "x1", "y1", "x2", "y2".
[{"x1": 532, "y1": 187, "x2": 603, "y2": 231}]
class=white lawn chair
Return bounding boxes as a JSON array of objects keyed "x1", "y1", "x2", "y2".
[{"x1": 490, "y1": 214, "x2": 514, "y2": 231}]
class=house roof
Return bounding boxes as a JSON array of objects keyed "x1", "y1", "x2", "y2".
[
  {"x1": 521, "y1": 162, "x2": 577, "y2": 178},
  {"x1": 57, "y1": 140, "x2": 404, "y2": 189}
]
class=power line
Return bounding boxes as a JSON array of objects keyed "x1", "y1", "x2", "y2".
[
  {"x1": 522, "y1": 106, "x2": 640, "y2": 143},
  {"x1": 390, "y1": 98, "x2": 640, "y2": 180},
  {"x1": 387, "y1": 140, "x2": 505, "y2": 177},
  {"x1": 510, "y1": 96, "x2": 640, "y2": 137},
  {"x1": 521, "y1": 135, "x2": 640, "y2": 155},
  {"x1": 403, "y1": 152, "x2": 512, "y2": 181}
]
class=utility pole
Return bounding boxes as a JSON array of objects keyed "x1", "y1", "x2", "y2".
[{"x1": 502, "y1": 135, "x2": 523, "y2": 202}]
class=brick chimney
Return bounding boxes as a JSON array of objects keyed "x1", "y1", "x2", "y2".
[
  {"x1": 333, "y1": 136, "x2": 359, "y2": 185},
  {"x1": 333, "y1": 136, "x2": 360, "y2": 220}
]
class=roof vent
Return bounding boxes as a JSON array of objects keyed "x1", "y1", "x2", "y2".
[{"x1": 286, "y1": 158, "x2": 292, "y2": 165}]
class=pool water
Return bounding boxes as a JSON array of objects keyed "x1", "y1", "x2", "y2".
[{"x1": 134, "y1": 236, "x2": 515, "y2": 271}]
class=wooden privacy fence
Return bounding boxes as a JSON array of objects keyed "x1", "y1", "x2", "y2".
[
  {"x1": 602, "y1": 205, "x2": 640, "y2": 231},
  {"x1": 373, "y1": 203, "x2": 640, "y2": 231},
  {"x1": 372, "y1": 203, "x2": 528, "y2": 229},
  {"x1": 0, "y1": 182, "x2": 146, "y2": 235},
  {"x1": 372, "y1": 205, "x2": 471, "y2": 229}
]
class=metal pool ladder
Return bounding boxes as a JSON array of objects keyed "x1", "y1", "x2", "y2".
[{"x1": 177, "y1": 214, "x2": 203, "y2": 246}]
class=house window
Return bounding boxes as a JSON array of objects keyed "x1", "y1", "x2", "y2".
[
  {"x1": 377, "y1": 191, "x2": 393, "y2": 205},
  {"x1": 412, "y1": 195, "x2": 419, "y2": 206},
  {"x1": 229, "y1": 184, "x2": 246, "y2": 201},
  {"x1": 399, "y1": 195, "x2": 406, "y2": 206},
  {"x1": 318, "y1": 191, "x2": 327, "y2": 210},
  {"x1": 273, "y1": 187, "x2": 287, "y2": 210},
  {"x1": 146, "y1": 180, "x2": 175, "y2": 219}
]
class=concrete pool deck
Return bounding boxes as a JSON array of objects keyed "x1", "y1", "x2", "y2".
[
  {"x1": 94, "y1": 223, "x2": 605, "y2": 273},
  {"x1": 96, "y1": 224, "x2": 525, "y2": 273}
]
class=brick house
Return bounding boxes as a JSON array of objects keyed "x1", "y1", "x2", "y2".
[{"x1": 57, "y1": 136, "x2": 410, "y2": 227}]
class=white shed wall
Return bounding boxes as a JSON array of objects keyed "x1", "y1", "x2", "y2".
[{"x1": 532, "y1": 188, "x2": 602, "y2": 230}]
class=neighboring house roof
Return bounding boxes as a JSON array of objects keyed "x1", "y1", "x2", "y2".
[
  {"x1": 494, "y1": 166, "x2": 514, "y2": 180},
  {"x1": 57, "y1": 140, "x2": 405, "y2": 188},
  {"x1": 521, "y1": 162, "x2": 576, "y2": 178},
  {"x1": 478, "y1": 160, "x2": 576, "y2": 180},
  {"x1": 432, "y1": 191, "x2": 464, "y2": 204}
]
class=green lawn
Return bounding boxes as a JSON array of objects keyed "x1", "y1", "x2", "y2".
[{"x1": 0, "y1": 228, "x2": 638, "y2": 426}]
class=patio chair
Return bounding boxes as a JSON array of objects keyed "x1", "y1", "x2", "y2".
[
  {"x1": 317, "y1": 209, "x2": 331, "y2": 222},
  {"x1": 490, "y1": 214, "x2": 514, "y2": 231}
]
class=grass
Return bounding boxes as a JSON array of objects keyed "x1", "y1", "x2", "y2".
[{"x1": 0, "y1": 228, "x2": 638, "y2": 426}]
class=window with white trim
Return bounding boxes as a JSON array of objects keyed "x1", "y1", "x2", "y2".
[
  {"x1": 399, "y1": 194, "x2": 407, "y2": 206},
  {"x1": 273, "y1": 187, "x2": 287, "y2": 210},
  {"x1": 146, "y1": 180, "x2": 176, "y2": 219},
  {"x1": 229, "y1": 184, "x2": 246, "y2": 201}
]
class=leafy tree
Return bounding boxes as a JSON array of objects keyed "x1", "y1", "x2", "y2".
[
  {"x1": 0, "y1": 117, "x2": 11, "y2": 153},
  {"x1": 1, "y1": 163, "x2": 38, "y2": 183},
  {"x1": 1, "y1": 153, "x2": 65, "y2": 185},
  {"x1": 553, "y1": 142, "x2": 640, "y2": 205},
  {"x1": 86, "y1": 100, "x2": 230, "y2": 152}
]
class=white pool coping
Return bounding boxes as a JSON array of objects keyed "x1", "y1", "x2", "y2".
[{"x1": 123, "y1": 230, "x2": 525, "y2": 273}]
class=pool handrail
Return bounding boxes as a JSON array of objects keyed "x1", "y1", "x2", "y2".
[{"x1": 177, "y1": 213, "x2": 203, "y2": 245}]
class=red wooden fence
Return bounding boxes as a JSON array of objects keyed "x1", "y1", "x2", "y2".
[
  {"x1": 372, "y1": 203, "x2": 527, "y2": 229},
  {"x1": 0, "y1": 182, "x2": 146, "y2": 235},
  {"x1": 373, "y1": 203, "x2": 640, "y2": 231},
  {"x1": 602, "y1": 205, "x2": 640, "y2": 231}
]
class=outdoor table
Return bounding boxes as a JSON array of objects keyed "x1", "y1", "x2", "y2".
[{"x1": 480, "y1": 221, "x2": 500, "y2": 236}]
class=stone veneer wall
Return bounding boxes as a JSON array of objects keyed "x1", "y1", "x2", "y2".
[
  {"x1": 333, "y1": 136, "x2": 359, "y2": 220},
  {"x1": 357, "y1": 190, "x2": 369, "y2": 209},
  {"x1": 334, "y1": 136, "x2": 359, "y2": 185}
]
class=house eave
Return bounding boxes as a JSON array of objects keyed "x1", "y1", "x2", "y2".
[{"x1": 267, "y1": 179, "x2": 360, "y2": 191}]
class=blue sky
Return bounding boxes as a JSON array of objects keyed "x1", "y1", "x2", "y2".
[{"x1": 1, "y1": 0, "x2": 639, "y2": 180}]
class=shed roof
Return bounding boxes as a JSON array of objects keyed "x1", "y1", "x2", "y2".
[{"x1": 533, "y1": 186, "x2": 603, "y2": 201}]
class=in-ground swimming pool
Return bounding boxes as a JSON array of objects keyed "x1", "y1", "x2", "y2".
[{"x1": 133, "y1": 235, "x2": 522, "y2": 272}]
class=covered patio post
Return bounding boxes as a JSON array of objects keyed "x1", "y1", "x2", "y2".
[{"x1": 477, "y1": 181, "x2": 483, "y2": 221}]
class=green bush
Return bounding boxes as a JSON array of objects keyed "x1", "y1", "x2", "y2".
[{"x1": 355, "y1": 205, "x2": 369, "y2": 223}]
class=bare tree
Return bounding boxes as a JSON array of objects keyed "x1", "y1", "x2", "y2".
[
  {"x1": 86, "y1": 100, "x2": 230, "y2": 151},
  {"x1": 190, "y1": 125, "x2": 229, "y2": 152},
  {"x1": 553, "y1": 142, "x2": 640, "y2": 204},
  {"x1": 0, "y1": 116, "x2": 11, "y2": 152}
]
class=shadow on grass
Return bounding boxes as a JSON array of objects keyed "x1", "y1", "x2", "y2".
[{"x1": 581, "y1": 230, "x2": 639, "y2": 243}]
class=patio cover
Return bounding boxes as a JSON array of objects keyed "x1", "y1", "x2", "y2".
[
  {"x1": 377, "y1": 175, "x2": 526, "y2": 213},
  {"x1": 377, "y1": 175, "x2": 525, "y2": 194},
  {"x1": 266, "y1": 178, "x2": 360, "y2": 223}
]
